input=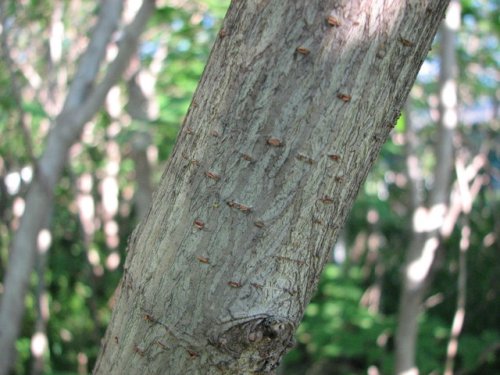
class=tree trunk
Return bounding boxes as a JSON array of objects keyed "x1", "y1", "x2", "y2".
[
  {"x1": 93, "y1": 1, "x2": 449, "y2": 374},
  {"x1": 395, "y1": 1, "x2": 459, "y2": 374}
]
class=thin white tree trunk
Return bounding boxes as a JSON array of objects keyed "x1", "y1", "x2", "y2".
[
  {"x1": 93, "y1": 1, "x2": 450, "y2": 374},
  {"x1": 29, "y1": 228, "x2": 51, "y2": 375},
  {"x1": 0, "y1": 2, "x2": 155, "y2": 373},
  {"x1": 443, "y1": 223, "x2": 468, "y2": 375},
  {"x1": 395, "y1": 1, "x2": 460, "y2": 373},
  {"x1": 443, "y1": 151, "x2": 486, "y2": 374}
]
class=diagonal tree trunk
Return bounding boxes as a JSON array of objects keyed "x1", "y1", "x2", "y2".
[
  {"x1": 92, "y1": 1, "x2": 450, "y2": 374},
  {"x1": 0, "y1": 1, "x2": 155, "y2": 373}
]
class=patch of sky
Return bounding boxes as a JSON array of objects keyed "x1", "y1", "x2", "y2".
[
  {"x1": 177, "y1": 39, "x2": 191, "y2": 52},
  {"x1": 140, "y1": 40, "x2": 159, "y2": 58},
  {"x1": 416, "y1": 59, "x2": 439, "y2": 84},
  {"x1": 171, "y1": 18, "x2": 184, "y2": 32},
  {"x1": 202, "y1": 13, "x2": 215, "y2": 29},
  {"x1": 195, "y1": 31, "x2": 210, "y2": 44}
]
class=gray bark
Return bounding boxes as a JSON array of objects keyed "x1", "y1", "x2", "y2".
[
  {"x1": 395, "y1": 1, "x2": 459, "y2": 373},
  {"x1": 93, "y1": 1, "x2": 449, "y2": 374},
  {"x1": 0, "y1": 1, "x2": 154, "y2": 373}
]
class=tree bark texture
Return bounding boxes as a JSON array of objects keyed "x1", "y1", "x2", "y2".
[{"x1": 93, "y1": 1, "x2": 449, "y2": 374}]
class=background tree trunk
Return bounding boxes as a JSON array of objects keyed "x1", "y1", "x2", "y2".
[
  {"x1": 395, "y1": 1, "x2": 460, "y2": 373},
  {"x1": 93, "y1": 1, "x2": 449, "y2": 374},
  {"x1": 0, "y1": 1, "x2": 154, "y2": 373}
]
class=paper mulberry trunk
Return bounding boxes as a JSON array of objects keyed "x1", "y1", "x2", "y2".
[{"x1": 93, "y1": 1, "x2": 449, "y2": 374}]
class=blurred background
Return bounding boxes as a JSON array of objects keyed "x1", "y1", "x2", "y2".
[{"x1": 0, "y1": 0, "x2": 498, "y2": 374}]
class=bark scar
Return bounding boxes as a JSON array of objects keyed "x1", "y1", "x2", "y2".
[{"x1": 209, "y1": 315, "x2": 296, "y2": 373}]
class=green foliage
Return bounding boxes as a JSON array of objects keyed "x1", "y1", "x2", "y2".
[
  {"x1": 460, "y1": 331, "x2": 500, "y2": 372},
  {"x1": 285, "y1": 264, "x2": 393, "y2": 373}
]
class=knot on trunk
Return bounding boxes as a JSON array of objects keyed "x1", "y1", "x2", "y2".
[{"x1": 210, "y1": 315, "x2": 296, "y2": 373}]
